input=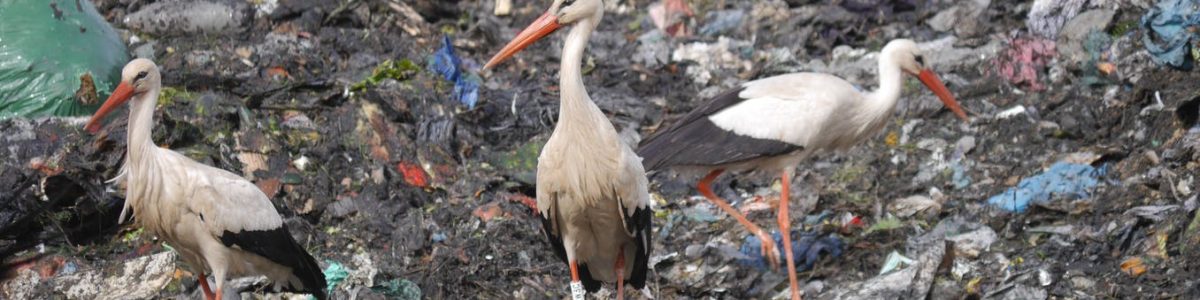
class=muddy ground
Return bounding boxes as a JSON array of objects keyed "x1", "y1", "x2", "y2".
[{"x1": 3, "y1": 0, "x2": 1200, "y2": 299}]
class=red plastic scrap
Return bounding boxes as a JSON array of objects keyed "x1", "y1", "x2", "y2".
[
  {"x1": 265, "y1": 66, "x2": 290, "y2": 80},
  {"x1": 649, "y1": 0, "x2": 695, "y2": 37},
  {"x1": 499, "y1": 192, "x2": 539, "y2": 215},
  {"x1": 397, "y1": 162, "x2": 429, "y2": 188},
  {"x1": 991, "y1": 36, "x2": 1057, "y2": 91},
  {"x1": 255, "y1": 178, "x2": 282, "y2": 198},
  {"x1": 472, "y1": 201, "x2": 504, "y2": 222}
]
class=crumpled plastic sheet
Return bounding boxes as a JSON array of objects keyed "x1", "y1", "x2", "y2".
[
  {"x1": 986, "y1": 162, "x2": 1108, "y2": 213},
  {"x1": 699, "y1": 9, "x2": 744, "y2": 36},
  {"x1": 373, "y1": 278, "x2": 422, "y2": 300},
  {"x1": 428, "y1": 35, "x2": 481, "y2": 109},
  {"x1": 738, "y1": 231, "x2": 844, "y2": 271},
  {"x1": 991, "y1": 36, "x2": 1056, "y2": 91},
  {"x1": 323, "y1": 260, "x2": 349, "y2": 295},
  {"x1": 1026, "y1": 0, "x2": 1088, "y2": 38},
  {"x1": 1140, "y1": 0, "x2": 1200, "y2": 69}
]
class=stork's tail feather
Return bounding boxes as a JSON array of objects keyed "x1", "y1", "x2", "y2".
[
  {"x1": 281, "y1": 235, "x2": 327, "y2": 300},
  {"x1": 575, "y1": 263, "x2": 603, "y2": 292},
  {"x1": 218, "y1": 225, "x2": 327, "y2": 299}
]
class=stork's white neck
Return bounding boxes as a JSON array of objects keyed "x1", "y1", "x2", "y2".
[
  {"x1": 865, "y1": 52, "x2": 905, "y2": 119},
  {"x1": 127, "y1": 87, "x2": 160, "y2": 165},
  {"x1": 557, "y1": 11, "x2": 606, "y2": 128}
]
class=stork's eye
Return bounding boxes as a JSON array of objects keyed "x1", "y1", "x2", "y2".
[
  {"x1": 914, "y1": 55, "x2": 925, "y2": 66},
  {"x1": 134, "y1": 71, "x2": 148, "y2": 81}
]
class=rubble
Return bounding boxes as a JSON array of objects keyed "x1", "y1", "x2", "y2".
[
  {"x1": 48, "y1": 251, "x2": 176, "y2": 300},
  {"x1": 124, "y1": 1, "x2": 249, "y2": 36},
  {"x1": 1057, "y1": 9, "x2": 1117, "y2": 65}
]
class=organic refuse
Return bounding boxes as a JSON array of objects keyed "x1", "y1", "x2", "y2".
[{"x1": 0, "y1": 0, "x2": 127, "y2": 118}]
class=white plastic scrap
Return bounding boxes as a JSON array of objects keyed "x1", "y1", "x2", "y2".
[
  {"x1": 1140, "y1": 91, "x2": 1165, "y2": 116},
  {"x1": 879, "y1": 251, "x2": 915, "y2": 275},
  {"x1": 671, "y1": 37, "x2": 753, "y2": 85},
  {"x1": 995, "y1": 105, "x2": 1027, "y2": 119},
  {"x1": 292, "y1": 155, "x2": 310, "y2": 171},
  {"x1": 1038, "y1": 268, "x2": 1053, "y2": 286}
]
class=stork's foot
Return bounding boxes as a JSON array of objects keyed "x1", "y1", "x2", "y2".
[
  {"x1": 754, "y1": 229, "x2": 782, "y2": 270},
  {"x1": 198, "y1": 273, "x2": 216, "y2": 300}
]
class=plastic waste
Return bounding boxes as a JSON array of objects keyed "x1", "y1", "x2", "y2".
[
  {"x1": 991, "y1": 37, "x2": 1056, "y2": 91},
  {"x1": 1140, "y1": 0, "x2": 1200, "y2": 69},
  {"x1": 699, "y1": 10, "x2": 744, "y2": 36},
  {"x1": 986, "y1": 162, "x2": 1107, "y2": 212},
  {"x1": 373, "y1": 279, "x2": 422, "y2": 300},
  {"x1": 0, "y1": 0, "x2": 128, "y2": 118},
  {"x1": 738, "y1": 230, "x2": 844, "y2": 271},
  {"x1": 428, "y1": 35, "x2": 481, "y2": 109},
  {"x1": 323, "y1": 260, "x2": 349, "y2": 295}
]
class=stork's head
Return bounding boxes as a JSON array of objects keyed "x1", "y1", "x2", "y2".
[
  {"x1": 882, "y1": 39, "x2": 969, "y2": 122},
  {"x1": 483, "y1": 0, "x2": 605, "y2": 70},
  {"x1": 84, "y1": 59, "x2": 161, "y2": 133}
]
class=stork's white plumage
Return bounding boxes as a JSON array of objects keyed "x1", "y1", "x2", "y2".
[
  {"x1": 85, "y1": 59, "x2": 327, "y2": 300},
  {"x1": 637, "y1": 39, "x2": 968, "y2": 299},
  {"x1": 484, "y1": 0, "x2": 652, "y2": 299}
]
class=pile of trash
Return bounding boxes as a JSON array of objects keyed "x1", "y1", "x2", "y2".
[{"x1": 3, "y1": 0, "x2": 1200, "y2": 299}]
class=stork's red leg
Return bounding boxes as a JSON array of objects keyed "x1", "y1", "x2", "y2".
[
  {"x1": 615, "y1": 249, "x2": 626, "y2": 300},
  {"x1": 698, "y1": 169, "x2": 781, "y2": 269},
  {"x1": 214, "y1": 289, "x2": 222, "y2": 300},
  {"x1": 198, "y1": 273, "x2": 217, "y2": 300},
  {"x1": 569, "y1": 260, "x2": 585, "y2": 300},
  {"x1": 778, "y1": 171, "x2": 801, "y2": 300}
]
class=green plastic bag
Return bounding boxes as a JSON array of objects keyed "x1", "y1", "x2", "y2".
[{"x1": 0, "y1": 0, "x2": 129, "y2": 118}]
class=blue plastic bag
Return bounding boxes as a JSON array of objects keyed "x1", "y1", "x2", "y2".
[{"x1": 1141, "y1": 0, "x2": 1200, "y2": 69}]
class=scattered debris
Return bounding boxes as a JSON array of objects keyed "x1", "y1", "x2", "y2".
[{"x1": 3, "y1": 0, "x2": 1197, "y2": 298}]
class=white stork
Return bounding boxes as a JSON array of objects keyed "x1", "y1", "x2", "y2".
[
  {"x1": 637, "y1": 39, "x2": 968, "y2": 299},
  {"x1": 85, "y1": 59, "x2": 327, "y2": 300},
  {"x1": 483, "y1": 0, "x2": 652, "y2": 299}
]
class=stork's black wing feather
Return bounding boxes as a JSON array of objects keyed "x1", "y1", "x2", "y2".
[
  {"x1": 638, "y1": 86, "x2": 804, "y2": 170},
  {"x1": 622, "y1": 204, "x2": 652, "y2": 289},
  {"x1": 219, "y1": 225, "x2": 328, "y2": 300},
  {"x1": 539, "y1": 200, "x2": 602, "y2": 292}
]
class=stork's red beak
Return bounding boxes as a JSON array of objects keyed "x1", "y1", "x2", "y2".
[
  {"x1": 84, "y1": 82, "x2": 134, "y2": 134},
  {"x1": 916, "y1": 69, "x2": 969, "y2": 122},
  {"x1": 483, "y1": 11, "x2": 561, "y2": 70}
]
